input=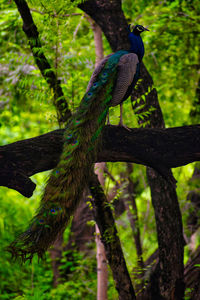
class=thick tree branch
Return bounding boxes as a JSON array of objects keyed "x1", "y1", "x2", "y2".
[
  {"x1": 79, "y1": 0, "x2": 130, "y2": 52},
  {"x1": 0, "y1": 125, "x2": 200, "y2": 197}
]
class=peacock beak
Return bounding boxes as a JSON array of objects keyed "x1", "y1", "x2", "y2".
[{"x1": 143, "y1": 27, "x2": 149, "y2": 31}]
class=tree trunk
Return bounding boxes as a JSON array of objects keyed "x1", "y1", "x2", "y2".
[
  {"x1": 95, "y1": 223, "x2": 108, "y2": 300},
  {"x1": 89, "y1": 18, "x2": 108, "y2": 300},
  {"x1": 78, "y1": 1, "x2": 185, "y2": 298},
  {"x1": 89, "y1": 173, "x2": 136, "y2": 300}
]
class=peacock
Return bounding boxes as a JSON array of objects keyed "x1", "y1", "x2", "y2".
[{"x1": 8, "y1": 25, "x2": 149, "y2": 260}]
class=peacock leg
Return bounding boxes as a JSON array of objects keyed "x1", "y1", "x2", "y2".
[
  {"x1": 107, "y1": 110, "x2": 111, "y2": 125},
  {"x1": 118, "y1": 103, "x2": 131, "y2": 131}
]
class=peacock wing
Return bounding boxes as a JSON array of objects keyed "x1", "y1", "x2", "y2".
[
  {"x1": 111, "y1": 53, "x2": 139, "y2": 107},
  {"x1": 86, "y1": 54, "x2": 113, "y2": 92}
]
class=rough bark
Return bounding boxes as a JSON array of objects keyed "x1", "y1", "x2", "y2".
[
  {"x1": 1, "y1": 125, "x2": 200, "y2": 197},
  {"x1": 138, "y1": 246, "x2": 200, "y2": 300},
  {"x1": 147, "y1": 168, "x2": 185, "y2": 299},
  {"x1": 79, "y1": 0, "x2": 130, "y2": 52},
  {"x1": 184, "y1": 246, "x2": 200, "y2": 299}
]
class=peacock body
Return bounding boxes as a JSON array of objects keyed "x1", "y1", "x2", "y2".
[{"x1": 9, "y1": 25, "x2": 148, "y2": 260}]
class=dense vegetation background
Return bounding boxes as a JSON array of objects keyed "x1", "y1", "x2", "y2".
[{"x1": 0, "y1": 0, "x2": 199, "y2": 299}]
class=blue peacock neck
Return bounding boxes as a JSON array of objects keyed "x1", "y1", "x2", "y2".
[{"x1": 128, "y1": 31, "x2": 144, "y2": 62}]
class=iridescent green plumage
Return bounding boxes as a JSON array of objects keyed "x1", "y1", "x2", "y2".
[
  {"x1": 8, "y1": 24, "x2": 150, "y2": 260},
  {"x1": 8, "y1": 50, "x2": 134, "y2": 260}
]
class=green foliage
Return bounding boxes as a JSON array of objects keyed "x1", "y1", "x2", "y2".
[
  {"x1": 123, "y1": 0, "x2": 200, "y2": 127},
  {"x1": 0, "y1": 173, "x2": 52, "y2": 299},
  {"x1": 51, "y1": 251, "x2": 97, "y2": 300},
  {"x1": 0, "y1": 0, "x2": 199, "y2": 298}
]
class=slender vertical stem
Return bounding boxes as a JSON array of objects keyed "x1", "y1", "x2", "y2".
[
  {"x1": 89, "y1": 18, "x2": 108, "y2": 300},
  {"x1": 89, "y1": 173, "x2": 136, "y2": 300}
]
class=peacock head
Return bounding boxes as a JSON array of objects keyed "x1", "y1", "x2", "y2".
[
  {"x1": 128, "y1": 24, "x2": 149, "y2": 60},
  {"x1": 129, "y1": 24, "x2": 149, "y2": 35}
]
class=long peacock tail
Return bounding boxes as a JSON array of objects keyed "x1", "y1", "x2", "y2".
[{"x1": 8, "y1": 50, "x2": 129, "y2": 260}]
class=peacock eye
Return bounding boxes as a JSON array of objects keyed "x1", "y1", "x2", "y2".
[{"x1": 72, "y1": 140, "x2": 78, "y2": 146}]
